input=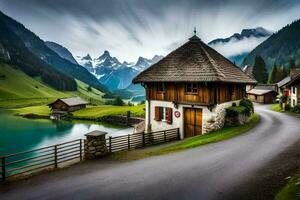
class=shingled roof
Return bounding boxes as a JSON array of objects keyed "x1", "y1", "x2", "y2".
[
  {"x1": 49, "y1": 97, "x2": 87, "y2": 106},
  {"x1": 133, "y1": 35, "x2": 256, "y2": 84}
]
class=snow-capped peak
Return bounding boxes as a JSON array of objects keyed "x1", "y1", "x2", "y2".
[{"x1": 82, "y1": 54, "x2": 92, "y2": 60}]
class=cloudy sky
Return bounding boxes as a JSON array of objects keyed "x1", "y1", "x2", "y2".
[{"x1": 0, "y1": 0, "x2": 300, "y2": 62}]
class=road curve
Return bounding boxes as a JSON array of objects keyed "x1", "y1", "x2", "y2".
[{"x1": 1, "y1": 104, "x2": 300, "y2": 200}]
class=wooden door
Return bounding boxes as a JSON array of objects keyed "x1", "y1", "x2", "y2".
[{"x1": 184, "y1": 108, "x2": 202, "y2": 138}]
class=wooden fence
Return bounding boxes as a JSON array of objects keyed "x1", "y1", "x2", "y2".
[
  {"x1": 107, "y1": 128, "x2": 180, "y2": 152},
  {"x1": 0, "y1": 128, "x2": 180, "y2": 181},
  {"x1": 0, "y1": 139, "x2": 83, "y2": 182}
]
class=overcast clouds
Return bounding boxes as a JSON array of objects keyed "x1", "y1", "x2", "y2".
[{"x1": 0, "y1": 0, "x2": 300, "y2": 62}]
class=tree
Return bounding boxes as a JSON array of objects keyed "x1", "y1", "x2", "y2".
[
  {"x1": 253, "y1": 56, "x2": 268, "y2": 83},
  {"x1": 87, "y1": 86, "x2": 92, "y2": 92},
  {"x1": 289, "y1": 58, "x2": 296, "y2": 69},
  {"x1": 268, "y1": 63, "x2": 278, "y2": 83},
  {"x1": 113, "y1": 97, "x2": 124, "y2": 106}
]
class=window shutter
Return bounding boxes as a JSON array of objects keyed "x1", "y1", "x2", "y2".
[
  {"x1": 154, "y1": 106, "x2": 161, "y2": 121},
  {"x1": 166, "y1": 108, "x2": 173, "y2": 124}
]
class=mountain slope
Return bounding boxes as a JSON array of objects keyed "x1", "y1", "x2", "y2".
[
  {"x1": 0, "y1": 14, "x2": 77, "y2": 91},
  {"x1": 0, "y1": 11, "x2": 107, "y2": 93},
  {"x1": 0, "y1": 63, "x2": 68, "y2": 99},
  {"x1": 243, "y1": 20, "x2": 300, "y2": 70},
  {"x1": 45, "y1": 41, "x2": 78, "y2": 64},
  {"x1": 209, "y1": 27, "x2": 272, "y2": 66},
  {"x1": 0, "y1": 63, "x2": 105, "y2": 108}
]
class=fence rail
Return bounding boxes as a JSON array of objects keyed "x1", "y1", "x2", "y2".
[
  {"x1": 0, "y1": 128, "x2": 180, "y2": 181},
  {"x1": 0, "y1": 139, "x2": 83, "y2": 182},
  {"x1": 107, "y1": 128, "x2": 180, "y2": 153}
]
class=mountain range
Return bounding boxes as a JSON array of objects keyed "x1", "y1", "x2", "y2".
[
  {"x1": 243, "y1": 19, "x2": 300, "y2": 71},
  {"x1": 209, "y1": 27, "x2": 272, "y2": 66},
  {"x1": 0, "y1": 10, "x2": 108, "y2": 95},
  {"x1": 76, "y1": 52, "x2": 163, "y2": 92}
]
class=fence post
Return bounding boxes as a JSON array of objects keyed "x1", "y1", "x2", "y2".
[
  {"x1": 164, "y1": 131, "x2": 166, "y2": 142},
  {"x1": 79, "y1": 139, "x2": 82, "y2": 161},
  {"x1": 54, "y1": 145, "x2": 58, "y2": 168},
  {"x1": 142, "y1": 132, "x2": 145, "y2": 147},
  {"x1": 128, "y1": 134, "x2": 130, "y2": 150},
  {"x1": 109, "y1": 136, "x2": 112, "y2": 153},
  {"x1": 1, "y1": 157, "x2": 5, "y2": 182},
  {"x1": 177, "y1": 128, "x2": 180, "y2": 140}
]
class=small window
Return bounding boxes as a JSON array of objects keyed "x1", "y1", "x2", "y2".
[
  {"x1": 255, "y1": 95, "x2": 257, "y2": 100},
  {"x1": 157, "y1": 83, "x2": 165, "y2": 93},
  {"x1": 185, "y1": 83, "x2": 198, "y2": 94},
  {"x1": 293, "y1": 87, "x2": 296, "y2": 94},
  {"x1": 154, "y1": 106, "x2": 173, "y2": 124}
]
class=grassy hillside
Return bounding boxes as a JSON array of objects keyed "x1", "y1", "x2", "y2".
[{"x1": 0, "y1": 64, "x2": 104, "y2": 108}]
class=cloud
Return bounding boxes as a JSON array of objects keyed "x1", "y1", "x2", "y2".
[
  {"x1": 209, "y1": 37, "x2": 268, "y2": 57},
  {"x1": 0, "y1": 0, "x2": 300, "y2": 62}
]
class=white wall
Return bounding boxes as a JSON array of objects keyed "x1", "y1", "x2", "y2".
[
  {"x1": 291, "y1": 86, "x2": 298, "y2": 107},
  {"x1": 145, "y1": 100, "x2": 240, "y2": 139}
]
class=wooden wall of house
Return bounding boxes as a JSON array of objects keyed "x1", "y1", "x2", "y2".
[
  {"x1": 146, "y1": 82, "x2": 245, "y2": 105},
  {"x1": 247, "y1": 93, "x2": 276, "y2": 104},
  {"x1": 247, "y1": 94, "x2": 264, "y2": 104}
]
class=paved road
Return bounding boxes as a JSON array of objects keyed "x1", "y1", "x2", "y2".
[{"x1": 1, "y1": 104, "x2": 300, "y2": 200}]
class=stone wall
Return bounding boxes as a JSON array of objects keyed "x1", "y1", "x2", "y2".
[
  {"x1": 202, "y1": 101, "x2": 240, "y2": 133},
  {"x1": 84, "y1": 130, "x2": 108, "y2": 160},
  {"x1": 225, "y1": 111, "x2": 250, "y2": 126}
]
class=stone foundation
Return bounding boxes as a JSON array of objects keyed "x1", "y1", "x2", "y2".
[
  {"x1": 84, "y1": 130, "x2": 108, "y2": 160},
  {"x1": 202, "y1": 101, "x2": 240, "y2": 133}
]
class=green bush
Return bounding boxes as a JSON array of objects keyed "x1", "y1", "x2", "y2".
[
  {"x1": 239, "y1": 99, "x2": 254, "y2": 115},
  {"x1": 291, "y1": 105, "x2": 300, "y2": 113},
  {"x1": 285, "y1": 104, "x2": 291, "y2": 111}
]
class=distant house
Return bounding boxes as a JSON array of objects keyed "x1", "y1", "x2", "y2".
[
  {"x1": 286, "y1": 74, "x2": 300, "y2": 107},
  {"x1": 276, "y1": 76, "x2": 291, "y2": 97},
  {"x1": 133, "y1": 32, "x2": 256, "y2": 138},
  {"x1": 48, "y1": 97, "x2": 87, "y2": 112},
  {"x1": 276, "y1": 69, "x2": 300, "y2": 106},
  {"x1": 247, "y1": 84, "x2": 278, "y2": 104}
]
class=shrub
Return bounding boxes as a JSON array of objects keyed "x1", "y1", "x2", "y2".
[
  {"x1": 239, "y1": 99, "x2": 254, "y2": 115},
  {"x1": 285, "y1": 104, "x2": 291, "y2": 111},
  {"x1": 87, "y1": 86, "x2": 92, "y2": 92},
  {"x1": 291, "y1": 105, "x2": 300, "y2": 113}
]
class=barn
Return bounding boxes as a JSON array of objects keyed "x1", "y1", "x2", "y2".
[{"x1": 48, "y1": 97, "x2": 87, "y2": 112}]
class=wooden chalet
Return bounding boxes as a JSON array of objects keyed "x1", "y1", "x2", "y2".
[
  {"x1": 247, "y1": 84, "x2": 278, "y2": 104},
  {"x1": 133, "y1": 32, "x2": 256, "y2": 138},
  {"x1": 48, "y1": 97, "x2": 87, "y2": 112}
]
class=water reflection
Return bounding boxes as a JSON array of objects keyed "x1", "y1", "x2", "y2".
[{"x1": 0, "y1": 110, "x2": 133, "y2": 155}]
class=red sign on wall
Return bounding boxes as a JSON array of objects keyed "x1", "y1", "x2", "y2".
[{"x1": 174, "y1": 111, "x2": 181, "y2": 118}]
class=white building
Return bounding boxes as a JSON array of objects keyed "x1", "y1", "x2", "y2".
[{"x1": 133, "y1": 34, "x2": 256, "y2": 139}]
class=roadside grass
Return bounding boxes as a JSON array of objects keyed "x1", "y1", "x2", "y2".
[
  {"x1": 271, "y1": 104, "x2": 285, "y2": 112},
  {"x1": 14, "y1": 104, "x2": 145, "y2": 120},
  {"x1": 111, "y1": 113, "x2": 260, "y2": 161},
  {"x1": 275, "y1": 170, "x2": 300, "y2": 200},
  {"x1": 271, "y1": 104, "x2": 300, "y2": 118},
  {"x1": 72, "y1": 105, "x2": 145, "y2": 120}
]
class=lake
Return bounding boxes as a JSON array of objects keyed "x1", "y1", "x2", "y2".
[{"x1": 0, "y1": 110, "x2": 133, "y2": 155}]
